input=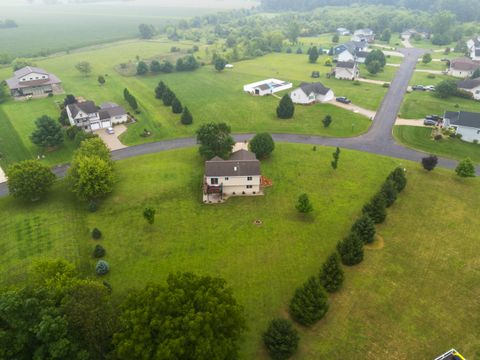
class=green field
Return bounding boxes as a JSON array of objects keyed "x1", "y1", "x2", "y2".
[
  {"x1": 415, "y1": 61, "x2": 448, "y2": 71},
  {"x1": 0, "y1": 143, "x2": 478, "y2": 359},
  {"x1": 393, "y1": 126, "x2": 480, "y2": 163},
  {"x1": 359, "y1": 63, "x2": 398, "y2": 82}
]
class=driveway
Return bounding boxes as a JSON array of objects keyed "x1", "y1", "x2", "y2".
[
  {"x1": 94, "y1": 125, "x2": 127, "y2": 151},
  {"x1": 328, "y1": 99, "x2": 376, "y2": 119},
  {"x1": 0, "y1": 167, "x2": 6, "y2": 184}
]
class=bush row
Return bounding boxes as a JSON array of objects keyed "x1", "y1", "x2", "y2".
[{"x1": 155, "y1": 81, "x2": 193, "y2": 125}]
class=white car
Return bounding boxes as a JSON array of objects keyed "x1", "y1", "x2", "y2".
[
  {"x1": 106, "y1": 127, "x2": 115, "y2": 135},
  {"x1": 424, "y1": 85, "x2": 436, "y2": 91}
]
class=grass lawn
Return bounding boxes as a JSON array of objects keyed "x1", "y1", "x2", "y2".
[
  {"x1": 393, "y1": 125, "x2": 480, "y2": 163},
  {"x1": 0, "y1": 143, "x2": 478, "y2": 359},
  {"x1": 415, "y1": 61, "x2": 448, "y2": 71},
  {"x1": 298, "y1": 34, "x2": 351, "y2": 50},
  {"x1": 386, "y1": 55, "x2": 404, "y2": 65},
  {"x1": 410, "y1": 38, "x2": 456, "y2": 51},
  {"x1": 359, "y1": 63, "x2": 398, "y2": 82},
  {"x1": 400, "y1": 91, "x2": 480, "y2": 119}
]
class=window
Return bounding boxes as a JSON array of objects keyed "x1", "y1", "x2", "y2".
[
  {"x1": 477, "y1": 130, "x2": 480, "y2": 134},
  {"x1": 224, "y1": 177, "x2": 229, "y2": 181},
  {"x1": 211, "y1": 178, "x2": 219, "y2": 185},
  {"x1": 247, "y1": 176, "x2": 253, "y2": 181},
  {"x1": 246, "y1": 185, "x2": 253, "y2": 189}
]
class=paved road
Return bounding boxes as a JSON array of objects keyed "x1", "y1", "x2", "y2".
[{"x1": 0, "y1": 47, "x2": 478, "y2": 198}]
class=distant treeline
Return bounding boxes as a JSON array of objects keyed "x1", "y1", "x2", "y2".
[
  {"x1": 0, "y1": 19, "x2": 18, "y2": 29},
  {"x1": 260, "y1": 0, "x2": 480, "y2": 22}
]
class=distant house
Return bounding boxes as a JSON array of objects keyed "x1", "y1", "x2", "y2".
[
  {"x1": 6, "y1": 66, "x2": 63, "y2": 98},
  {"x1": 333, "y1": 41, "x2": 368, "y2": 62},
  {"x1": 336, "y1": 27, "x2": 350, "y2": 36},
  {"x1": 448, "y1": 58, "x2": 480, "y2": 78},
  {"x1": 355, "y1": 50, "x2": 369, "y2": 64},
  {"x1": 466, "y1": 37, "x2": 480, "y2": 61},
  {"x1": 443, "y1": 110, "x2": 480, "y2": 142},
  {"x1": 335, "y1": 61, "x2": 359, "y2": 80},
  {"x1": 243, "y1": 78, "x2": 293, "y2": 96},
  {"x1": 66, "y1": 100, "x2": 128, "y2": 131},
  {"x1": 457, "y1": 78, "x2": 480, "y2": 100},
  {"x1": 290, "y1": 82, "x2": 334, "y2": 105},
  {"x1": 336, "y1": 49, "x2": 355, "y2": 63},
  {"x1": 203, "y1": 149, "x2": 262, "y2": 203},
  {"x1": 352, "y1": 29, "x2": 375, "y2": 43},
  {"x1": 402, "y1": 28, "x2": 429, "y2": 39}
]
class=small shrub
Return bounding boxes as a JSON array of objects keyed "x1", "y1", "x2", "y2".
[
  {"x1": 103, "y1": 280, "x2": 112, "y2": 293},
  {"x1": 434, "y1": 134, "x2": 443, "y2": 141},
  {"x1": 91, "y1": 228, "x2": 102, "y2": 240},
  {"x1": 95, "y1": 260, "x2": 109, "y2": 276},
  {"x1": 263, "y1": 319, "x2": 299, "y2": 360},
  {"x1": 382, "y1": 83, "x2": 390, "y2": 88},
  {"x1": 93, "y1": 244, "x2": 106, "y2": 258},
  {"x1": 289, "y1": 276, "x2": 329, "y2": 326},
  {"x1": 427, "y1": 73, "x2": 436, "y2": 79},
  {"x1": 88, "y1": 200, "x2": 98, "y2": 212},
  {"x1": 422, "y1": 155, "x2": 438, "y2": 171},
  {"x1": 353, "y1": 80, "x2": 361, "y2": 86},
  {"x1": 455, "y1": 158, "x2": 475, "y2": 178},
  {"x1": 296, "y1": 193, "x2": 313, "y2": 214}
]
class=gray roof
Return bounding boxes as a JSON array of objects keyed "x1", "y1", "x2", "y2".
[
  {"x1": 6, "y1": 72, "x2": 61, "y2": 90},
  {"x1": 355, "y1": 50, "x2": 369, "y2": 58},
  {"x1": 444, "y1": 111, "x2": 480, "y2": 128},
  {"x1": 205, "y1": 150, "x2": 260, "y2": 177},
  {"x1": 299, "y1": 82, "x2": 331, "y2": 96},
  {"x1": 450, "y1": 58, "x2": 480, "y2": 71},
  {"x1": 256, "y1": 84, "x2": 271, "y2": 91},
  {"x1": 336, "y1": 61, "x2": 355, "y2": 69},
  {"x1": 14, "y1": 66, "x2": 49, "y2": 78},
  {"x1": 457, "y1": 77, "x2": 480, "y2": 89},
  {"x1": 100, "y1": 102, "x2": 127, "y2": 117},
  {"x1": 67, "y1": 101, "x2": 98, "y2": 118}
]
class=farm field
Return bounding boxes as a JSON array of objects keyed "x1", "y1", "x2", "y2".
[
  {"x1": 0, "y1": 143, "x2": 478, "y2": 359},
  {"x1": 393, "y1": 126, "x2": 480, "y2": 163}
]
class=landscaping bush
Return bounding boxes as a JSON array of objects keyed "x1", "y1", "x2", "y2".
[
  {"x1": 296, "y1": 193, "x2": 313, "y2": 214},
  {"x1": 171, "y1": 97, "x2": 183, "y2": 114},
  {"x1": 434, "y1": 134, "x2": 443, "y2": 141},
  {"x1": 382, "y1": 83, "x2": 390, "y2": 88},
  {"x1": 181, "y1": 106, "x2": 193, "y2": 125},
  {"x1": 362, "y1": 192, "x2": 387, "y2": 224},
  {"x1": 289, "y1": 276, "x2": 329, "y2": 326},
  {"x1": 250, "y1": 133, "x2": 275, "y2": 159},
  {"x1": 88, "y1": 200, "x2": 98, "y2": 212},
  {"x1": 387, "y1": 167, "x2": 407, "y2": 193},
  {"x1": 337, "y1": 232, "x2": 364, "y2": 266},
  {"x1": 380, "y1": 179, "x2": 398, "y2": 208},
  {"x1": 91, "y1": 228, "x2": 102, "y2": 240},
  {"x1": 95, "y1": 260, "x2": 109, "y2": 276},
  {"x1": 455, "y1": 158, "x2": 476, "y2": 178},
  {"x1": 276, "y1": 94, "x2": 295, "y2": 119},
  {"x1": 422, "y1": 155, "x2": 438, "y2": 171},
  {"x1": 427, "y1": 73, "x2": 436, "y2": 79},
  {"x1": 93, "y1": 244, "x2": 106, "y2": 258},
  {"x1": 319, "y1": 253, "x2": 344, "y2": 293},
  {"x1": 351, "y1": 214, "x2": 376, "y2": 244},
  {"x1": 263, "y1": 319, "x2": 299, "y2": 360}
]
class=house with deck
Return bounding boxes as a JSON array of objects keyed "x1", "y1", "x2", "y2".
[
  {"x1": 243, "y1": 79, "x2": 292, "y2": 96},
  {"x1": 6, "y1": 66, "x2": 63, "y2": 98},
  {"x1": 66, "y1": 100, "x2": 128, "y2": 131},
  {"x1": 448, "y1": 58, "x2": 480, "y2": 78},
  {"x1": 457, "y1": 78, "x2": 480, "y2": 100},
  {"x1": 443, "y1": 110, "x2": 480, "y2": 143},
  {"x1": 334, "y1": 61, "x2": 359, "y2": 80},
  {"x1": 203, "y1": 149, "x2": 263, "y2": 203},
  {"x1": 290, "y1": 82, "x2": 334, "y2": 104}
]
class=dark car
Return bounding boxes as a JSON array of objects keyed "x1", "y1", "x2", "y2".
[
  {"x1": 412, "y1": 85, "x2": 425, "y2": 91},
  {"x1": 336, "y1": 96, "x2": 351, "y2": 104},
  {"x1": 426, "y1": 114, "x2": 442, "y2": 121},
  {"x1": 424, "y1": 119, "x2": 437, "y2": 126}
]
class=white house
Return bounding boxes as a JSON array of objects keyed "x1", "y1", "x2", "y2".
[
  {"x1": 243, "y1": 79, "x2": 293, "y2": 96},
  {"x1": 203, "y1": 149, "x2": 262, "y2": 203},
  {"x1": 5, "y1": 66, "x2": 63, "y2": 97},
  {"x1": 448, "y1": 58, "x2": 480, "y2": 78},
  {"x1": 66, "y1": 100, "x2": 128, "y2": 131},
  {"x1": 443, "y1": 110, "x2": 480, "y2": 143},
  {"x1": 355, "y1": 50, "x2": 369, "y2": 64},
  {"x1": 336, "y1": 49, "x2": 355, "y2": 62},
  {"x1": 290, "y1": 82, "x2": 334, "y2": 105},
  {"x1": 352, "y1": 29, "x2": 375, "y2": 43},
  {"x1": 457, "y1": 78, "x2": 480, "y2": 100},
  {"x1": 337, "y1": 27, "x2": 350, "y2": 36},
  {"x1": 335, "y1": 61, "x2": 359, "y2": 80},
  {"x1": 466, "y1": 37, "x2": 480, "y2": 61}
]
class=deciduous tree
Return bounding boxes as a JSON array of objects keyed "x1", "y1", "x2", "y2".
[
  {"x1": 75, "y1": 61, "x2": 92, "y2": 76},
  {"x1": 196, "y1": 122, "x2": 235, "y2": 159},
  {"x1": 214, "y1": 57, "x2": 227, "y2": 71},
  {"x1": 7, "y1": 160, "x2": 55, "y2": 201},
  {"x1": 69, "y1": 156, "x2": 114, "y2": 201},
  {"x1": 30, "y1": 115, "x2": 64, "y2": 148},
  {"x1": 249, "y1": 132, "x2": 275, "y2": 159}
]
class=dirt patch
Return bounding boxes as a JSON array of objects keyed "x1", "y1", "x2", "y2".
[
  {"x1": 365, "y1": 234, "x2": 385, "y2": 250},
  {"x1": 253, "y1": 219, "x2": 263, "y2": 226}
]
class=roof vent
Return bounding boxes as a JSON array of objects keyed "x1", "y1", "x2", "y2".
[{"x1": 234, "y1": 166, "x2": 238, "y2": 172}]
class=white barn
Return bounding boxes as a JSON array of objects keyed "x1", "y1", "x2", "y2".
[
  {"x1": 243, "y1": 79, "x2": 293, "y2": 96},
  {"x1": 443, "y1": 110, "x2": 480, "y2": 143},
  {"x1": 290, "y1": 82, "x2": 334, "y2": 105}
]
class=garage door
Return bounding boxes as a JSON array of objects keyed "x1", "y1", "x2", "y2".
[
  {"x1": 101, "y1": 121, "x2": 111, "y2": 128},
  {"x1": 91, "y1": 123, "x2": 101, "y2": 130}
]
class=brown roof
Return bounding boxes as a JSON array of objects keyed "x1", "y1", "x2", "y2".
[
  {"x1": 450, "y1": 57, "x2": 480, "y2": 71},
  {"x1": 205, "y1": 150, "x2": 260, "y2": 177},
  {"x1": 66, "y1": 101, "x2": 98, "y2": 118}
]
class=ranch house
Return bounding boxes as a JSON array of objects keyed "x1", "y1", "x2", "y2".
[{"x1": 290, "y1": 82, "x2": 334, "y2": 105}]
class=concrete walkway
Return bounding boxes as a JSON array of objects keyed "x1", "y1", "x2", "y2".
[
  {"x1": 357, "y1": 78, "x2": 389, "y2": 85},
  {"x1": 395, "y1": 119, "x2": 426, "y2": 127},
  {"x1": 414, "y1": 69, "x2": 443, "y2": 74},
  {"x1": 328, "y1": 99, "x2": 376, "y2": 119},
  {"x1": 0, "y1": 167, "x2": 6, "y2": 184}
]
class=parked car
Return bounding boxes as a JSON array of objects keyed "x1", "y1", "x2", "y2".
[
  {"x1": 424, "y1": 85, "x2": 436, "y2": 91},
  {"x1": 412, "y1": 85, "x2": 425, "y2": 91},
  {"x1": 106, "y1": 127, "x2": 115, "y2": 134},
  {"x1": 424, "y1": 119, "x2": 437, "y2": 126},
  {"x1": 426, "y1": 114, "x2": 442, "y2": 121},
  {"x1": 336, "y1": 96, "x2": 351, "y2": 104}
]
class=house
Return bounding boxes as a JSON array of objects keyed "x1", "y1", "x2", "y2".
[
  {"x1": 443, "y1": 110, "x2": 480, "y2": 142},
  {"x1": 243, "y1": 79, "x2": 293, "y2": 96},
  {"x1": 457, "y1": 77, "x2": 480, "y2": 100},
  {"x1": 336, "y1": 49, "x2": 355, "y2": 62},
  {"x1": 66, "y1": 100, "x2": 128, "y2": 131},
  {"x1": 448, "y1": 58, "x2": 480, "y2": 78},
  {"x1": 290, "y1": 82, "x2": 334, "y2": 104},
  {"x1": 203, "y1": 149, "x2": 262, "y2": 203},
  {"x1": 333, "y1": 41, "x2": 368, "y2": 62},
  {"x1": 466, "y1": 37, "x2": 480, "y2": 61},
  {"x1": 336, "y1": 27, "x2": 350, "y2": 36},
  {"x1": 334, "y1": 61, "x2": 359, "y2": 80},
  {"x1": 351, "y1": 28, "x2": 375, "y2": 43},
  {"x1": 355, "y1": 50, "x2": 369, "y2": 64},
  {"x1": 402, "y1": 28, "x2": 429, "y2": 40},
  {"x1": 5, "y1": 66, "x2": 63, "y2": 98}
]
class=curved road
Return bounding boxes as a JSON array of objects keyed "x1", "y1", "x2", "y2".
[{"x1": 0, "y1": 47, "x2": 477, "y2": 197}]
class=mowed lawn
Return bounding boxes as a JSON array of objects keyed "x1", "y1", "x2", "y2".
[
  {"x1": 393, "y1": 126, "x2": 480, "y2": 163},
  {"x1": 0, "y1": 143, "x2": 479, "y2": 359}
]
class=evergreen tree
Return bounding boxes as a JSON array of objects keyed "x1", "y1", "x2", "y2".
[
  {"x1": 337, "y1": 232, "x2": 364, "y2": 266},
  {"x1": 422, "y1": 155, "x2": 438, "y2": 171},
  {"x1": 289, "y1": 276, "x2": 329, "y2": 326},
  {"x1": 455, "y1": 158, "x2": 476, "y2": 177},
  {"x1": 181, "y1": 106, "x2": 193, "y2": 125},
  {"x1": 263, "y1": 319, "x2": 299, "y2": 360},
  {"x1": 351, "y1": 214, "x2": 376, "y2": 244},
  {"x1": 249, "y1": 132, "x2": 275, "y2": 159},
  {"x1": 171, "y1": 97, "x2": 183, "y2": 114},
  {"x1": 162, "y1": 87, "x2": 175, "y2": 106},
  {"x1": 380, "y1": 179, "x2": 398, "y2": 207},
  {"x1": 30, "y1": 115, "x2": 64, "y2": 148},
  {"x1": 308, "y1": 46, "x2": 319, "y2": 63},
  {"x1": 322, "y1": 115, "x2": 332, "y2": 128},
  {"x1": 276, "y1": 94, "x2": 295, "y2": 119},
  {"x1": 362, "y1": 192, "x2": 387, "y2": 224},
  {"x1": 143, "y1": 207, "x2": 156, "y2": 225},
  {"x1": 296, "y1": 193, "x2": 313, "y2": 214},
  {"x1": 150, "y1": 60, "x2": 162, "y2": 73},
  {"x1": 214, "y1": 57, "x2": 227, "y2": 71},
  {"x1": 387, "y1": 167, "x2": 407, "y2": 192},
  {"x1": 331, "y1": 147, "x2": 340, "y2": 170},
  {"x1": 97, "y1": 75, "x2": 105, "y2": 86},
  {"x1": 319, "y1": 253, "x2": 344, "y2": 293},
  {"x1": 155, "y1": 81, "x2": 166, "y2": 99}
]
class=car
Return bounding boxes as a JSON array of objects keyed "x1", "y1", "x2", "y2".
[
  {"x1": 424, "y1": 85, "x2": 436, "y2": 91},
  {"x1": 424, "y1": 119, "x2": 437, "y2": 126},
  {"x1": 412, "y1": 85, "x2": 425, "y2": 91},
  {"x1": 336, "y1": 96, "x2": 351, "y2": 104},
  {"x1": 106, "y1": 127, "x2": 115, "y2": 134},
  {"x1": 426, "y1": 114, "x2": 442, "y2": 121}
]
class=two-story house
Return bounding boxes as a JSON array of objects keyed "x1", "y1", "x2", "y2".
[
  {"x1": 352, "y1": 29, "x2": 375, "y2": 43},
  {"x1": 203, "y1": 149, "x2": 262, "y2": 203},
  {"x1": 466, "y1": 37, "x2": 480, "y2": 61},
  {"x1": 6, "y1": 66, "x2": 63, "y2": 98},
  {"x1": 334, "y1": 61, "x2": 359, "y2": 80},
  {"x1": 66, "y1": 100, "x2": 128, "y2": 131}
]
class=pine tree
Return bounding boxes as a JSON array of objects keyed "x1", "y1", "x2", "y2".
[
  {"x1": 162, "y1": 87, "x2": 175, "y2": 106},
  {"x1": 362, "y1": 192, "x2": 387, "y2": 224},
  {"x1": 181, "y1": 106, "x2": 193, "y2": 125},
  {"x1": 308, "y1": 46, "x2": 319, "y2": 63},
  {"x1": 155, "y1": 81, "x2": 166, "y2": 99},
  {"x1": 380, "y1": 179, "x2": 398, "y2": 207},
  {"x1": 171, "y1": 97, "x2": 183, "y2": 114},
  {"x1": 351, "y1": 214, "x2": 376, "y2": 244},
  {"x1": 289, "y1": 276, "x2": 329, "y2": 326},
  {"x1": 276, "y1": 94, "x2": 295, "y2": 119},
  {"x1": 387, "y1": 167, "x2": 407, "y2": 192},
  {"x1": 263, "y1": 319, "x2": 299, "y2": 360},
  {"x1": 337, "y1": 232, "x2": 364, "y2": 266},
  {"x1": 331, "y1": 147, "x2": 340, "y2": 170},
  {"x1": 319, "y1": 253, "x2": 344, "y2": 293},
  {"x1": 322, "y1": 115, "x2": 332, "y2": 128},
  {"x1": 296, "y1": 193, "x2": 313, "y2": 214}
]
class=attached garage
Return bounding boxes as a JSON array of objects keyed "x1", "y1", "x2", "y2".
[
  {"x1": 101, "y1": 120, "x2": 111, "y2": 128},
  {"x1": 91, "y1": 123, "x2": 101, "y2": 131}
]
